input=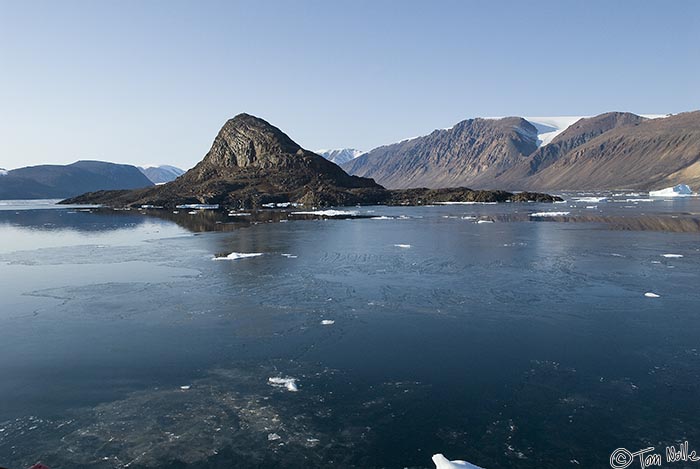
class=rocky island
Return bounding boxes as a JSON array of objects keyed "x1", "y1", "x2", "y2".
[{"x1": 61, "y1": 114, "x2": 561, "y2": 208}]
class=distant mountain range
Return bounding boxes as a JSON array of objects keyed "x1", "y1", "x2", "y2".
[
  {"x1": 0, "y1": 161, "x2": 154, "y2": 199},
  {"x1": 343, "y1": 111, "x2": 697, "y2": 191},
  {"x1": 316, "y1": 148, "x2": 364, "y2": 165},
  {"x1": 138, "y1": 165, "x2": 185, "y2": 184}
]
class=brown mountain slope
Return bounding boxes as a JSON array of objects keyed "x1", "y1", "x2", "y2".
[
  {"x1": 342, "y1": 117, "x2": 539, "y2": 189},
  {"x1": 517, "y1": 111, "x2": 700, "y2": 191}
]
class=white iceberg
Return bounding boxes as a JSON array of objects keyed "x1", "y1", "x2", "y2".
[
  {"x1": 662, "y1": 254, "x2": 683, "y2": 258},
  {"x1": 268, "y1": 377, "x2": 298, "y2": 392},
  {"x1": 644, "y1": 292, "x2": 661, "y2": 298},
  {"x1": 394, "y1": 244, "x2": 411, "y2": 248},
  {"x1": 649, "y1": 184, "x2": 695, "y2": 197},
  {"x1": 212, "y1": 252, "x2": 264, "y2": 261},
  {"x1": 432, "y1": 453, "x2": 485, "y2": 469},
  {"x1": 476, "y1": 219, "x2": 494, "y2": 224},
  {"x1": 321, "y1": 320, "x2": 335, "y2": 325}
]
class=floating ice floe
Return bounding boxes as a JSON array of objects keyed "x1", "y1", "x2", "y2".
[
  {"x1": 394, "y1": 244, "x2": 411, "y2": 248},
  {"x1": 180, "y1": 385, "x2": 191, "y2": 390},
  {"x1": 644, "y1": 292, "x2": 661, "y2": 298},
  {"x1": 321, "y1": 320, "x2": 335, "y2": 325},
  {"x1": 529, "y1": 211, "x2": 571, "y2": 217},
  {"x1": 432, "y1": 453, "x2": 485, "y2": 469},
  {"x1": 267, "y1": 433, "x2": 281, "y2": 441},
  {"x1": 176, "y1": 204, "x2": 220, "y2": 209},
  {"x1": 268, "y1": 377, "x2": 299, "y2": 392},
  {"x1": 662, "y1": 254, "x2": 683, "y2": 258},
  {"x1": 212, "y1": 252, "x2": 264, "y2": 261},
  {"x1": 281, "y1": 253, "x2": 298, "y2": 259},
  {"x1": 476, "y1": 219, "x2": 494, "y2": 224},
  {"x1": 291, "y1": 210, "x2": 358, "y2": 217},
  {"x1": 370, "y1": 216, "x2": 394, "y2": 220},
  {"x1": 573, "y1": 196, "x2": 609, "y2": 203},
  {"x1": 649, "y1": 184, "x2": 695, "y2": 197}
]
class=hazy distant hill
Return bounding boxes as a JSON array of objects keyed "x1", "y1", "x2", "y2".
[
  {"x1": 0, "y1": 160, "x2": 154, "y2": 199},
  {"x1": 139, "y1": 165, "x2": 185, "y2": 184}
]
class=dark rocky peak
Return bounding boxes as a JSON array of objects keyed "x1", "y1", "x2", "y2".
[{"x1": 202, "y1": 113, "x2": 304, "y2": 169}]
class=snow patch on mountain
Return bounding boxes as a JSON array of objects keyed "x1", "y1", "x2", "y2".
[{"x1": 316, "y1": 148, "x2": 365, "y2": 165}]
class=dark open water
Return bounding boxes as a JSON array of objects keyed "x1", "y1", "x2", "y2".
[{"x1": 1, "y1": 195, "x2": 699, "y2": 469}]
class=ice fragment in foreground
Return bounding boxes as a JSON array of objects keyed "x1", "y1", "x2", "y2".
[
  {"x1": 212, "y1": 252, "x2": 264, "y2": 261},
  {"x1": 268, "y1": 377, "x2": 299, "y2": 392},
  {"x1": 644, "y1": 292, "x2": 661, "y2": 298},
  {"x1": 432, "y1": 453, "x2": 485, "y2": 469}
]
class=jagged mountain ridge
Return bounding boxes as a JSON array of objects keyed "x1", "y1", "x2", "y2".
[{"x1": 343, "y1": 117, "x2": 539, "y2": 189}]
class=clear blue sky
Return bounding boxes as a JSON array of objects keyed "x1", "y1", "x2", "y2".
[{"x1": 1, "y1": 0, "x2": 698, "y2": 170}]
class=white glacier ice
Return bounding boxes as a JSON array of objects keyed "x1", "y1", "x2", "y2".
[
  {"x1": 644, "y1": 292, "x2": 661, "y2": 298},
  {"x1": 432, "y1": 453, "x2": 485, "y2": 469}
]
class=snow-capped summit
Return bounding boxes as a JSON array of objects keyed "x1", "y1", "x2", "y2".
[{"x1": 316, "y1": 148, "x2": 365, "y2": 165}]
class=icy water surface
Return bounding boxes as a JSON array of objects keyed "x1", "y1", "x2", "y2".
[{"x1": 1, "y1": 196, "x2": 700, "y2": 468}]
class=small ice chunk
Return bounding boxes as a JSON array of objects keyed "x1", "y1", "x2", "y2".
[
  {"x1": 644, "y1": 292, "x2": 661, "y2": 298},
  {"x1": 476, "y1": 219, "x2": 494, "y2": 224},
  {"x1": 268, "y1": 377, "x2": 299, "y2": 392},
  {"x1": 291, "y1": 210, "x2": 358, "y2": 217},
  {"x1": 432, "y1": 453, "x2": 485, "y2": 469},
  {"x1": 176, "y1": 204, "x2": 219, "y2": 209},
  {"x1": 180, "y1": 385, "x2": 191, "y2": 390},
  {"x1": 529, "y1": 211, "x2": 570, "y2": 217},
  {"x1": 394, "y1": 244, "x2": 411, "y2": 248},
  {"x1": 662, "y1": 254, "x2": 683, "y2": 258},
  {"x1": 573, "y1": 196, "x2": 609, "y2": 203},
  {"x1": 268, "y1": 433, "x2": 281, "y2": 441},
  {"x1": 321, "y1": 320, "x2": 335, "y2": 325},
  {"x1": 281, "y1": 253, "x2": 298, "y2": 258},
  {"x1": 212, "y1": 252, "x2": 264, "y2": 261},
  {"x1": 370, "y1": 216, "x2": 394, "y2": 220}
]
